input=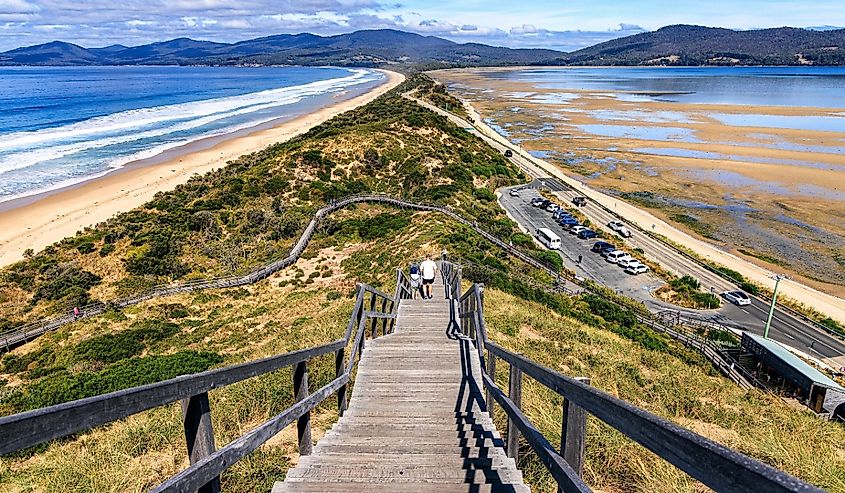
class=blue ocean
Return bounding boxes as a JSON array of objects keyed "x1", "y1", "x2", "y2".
[{"x1": 0, "y1": 66, "x2": 385, "y2": 203}]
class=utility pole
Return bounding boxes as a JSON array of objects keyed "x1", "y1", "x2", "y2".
[{"x1": 764, "y1": 274, "x2": 788, "y2": 339}]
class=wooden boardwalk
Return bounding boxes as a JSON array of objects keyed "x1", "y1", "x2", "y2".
[{"x1": 273, "y1": 276, "x2": 529, "y2": 492}]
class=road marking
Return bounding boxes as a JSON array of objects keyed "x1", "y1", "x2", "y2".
[{"x1": 784, "y1": 333, "x2": 795, "y2": 340}]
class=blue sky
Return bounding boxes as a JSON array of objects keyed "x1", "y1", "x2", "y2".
[{"x1": 1, "y1": 0, "x2": 843, "y2": 52}]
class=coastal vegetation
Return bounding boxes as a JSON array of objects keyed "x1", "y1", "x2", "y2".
[{"x1": 1, "y1": 74, "x2": 843, "y2": 492}]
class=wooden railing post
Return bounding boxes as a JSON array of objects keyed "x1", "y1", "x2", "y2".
[
  {"x1": 560, "y1": 377, "x2": 590, "y2": 484},
  {"x1": 335, "y1": 347, "x2": 347, "y2": 416},
  {"x1": 180, "y1": 392, "x2": 220, "y2": 493},
  {"x1": 486, "y1": 352, "x2": 496, "y2": 416},
  {"x1": 293, "y1": 361, "x2": 313, "y2": 456},
  {"x1": 380, "y1": 297, "x2": 389, "y2": 336},
  {"x1": 506, "y1": 365, "x2": 522, "y2": 461},
  {"x1": 369, "y1": 293, "x2": 378, "y2": 338},
  {"x1": 388, "y1": 299, "x2": 396, "y2": 333}
]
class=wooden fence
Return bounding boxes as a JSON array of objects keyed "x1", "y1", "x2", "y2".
[
  {"x1": 440, "y1": 261, "x2": 824, "y2": 493},
  {"x1": 0, "y1": 276, "x2": 414, "y2": 492}
]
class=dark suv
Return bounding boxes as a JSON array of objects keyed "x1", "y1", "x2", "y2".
[{"x1": 592, "y1": 241, "x2": 614, "y2": 253}]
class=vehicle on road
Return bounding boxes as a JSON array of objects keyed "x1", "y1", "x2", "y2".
[
  {"x1": 722, "y1": 290, "x2": 752, "y2": 306},
  {"x1": 569, "y1": 225, "x2": 587, "y2": 235},
  {"x1": 625, "y1": 264, "x2": 649, "y2": 275},
  {"x1": 606, "y1": 250, "x2": 629, "y2": 264},
  {"x1": 578, "y1": 229, "x2": 598, "y2": 239},
  {"x1": 572, "y1": 196, "x2": 587, "y2": 207},
  {"x1": 607, "y1": 220, "x2": 624, "y2": 231},
  {"x1": 536, "y1": 227, "x2": 561, "y2": 250},
  {"x1": 617, "y1": 226, "x2": 633, "y2": 238},
  {"x1": 592, "y1": 241, "x2": 614, "y2": 253},
  {"x1": 509, "y1": 189, "x2": 520, "y2": 197},
  {"x1": 504, "y1": 149, "x2": 513, "y2": 158}
]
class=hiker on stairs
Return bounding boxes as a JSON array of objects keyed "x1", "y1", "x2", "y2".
[{"x1": 420, "y1": 255, "x2": 438, "y2": 300}]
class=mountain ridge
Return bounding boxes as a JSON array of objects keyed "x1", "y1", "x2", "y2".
[{"x1": 2, "y1": 25, "x2": 844, "y2": 67}]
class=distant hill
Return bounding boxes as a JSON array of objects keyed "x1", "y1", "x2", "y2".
[
  {"x1": 3, "y1": 25, "x2": 844, "y2": 67},
  {"x1": 564, "y1": 25, "x2": 845, "y2": 65},
  {"x1": 0, "y1": 29, "x2": 562, "y2": 67}
]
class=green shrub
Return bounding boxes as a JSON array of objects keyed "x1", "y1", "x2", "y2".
[
  {"x1": 72, "y1": 333, "x2": 144, "y2": 364},
  {"x1": 533, "y1": 251, "x2": 563, "y2": 272},
  {"x1": 670, "y1": 275, "x2": 701, "y2": 291},
  {"x1": 76, "y1": 242, "x2": 96, "y2": 254},
  {"x1": 32, "y1": 265, "x2": 101, "y2": 302},
  {"x1": 2, "y1": 351, "x2": 223, "y2": 412},
  {"x1": 99, "y1": 243, "x2": 116, "y2": 257},
  {"x1": 581, "y1": 293, "x2": 637, "y2": 329},
  {"x1": 740, "y1": 281, "x2": 759, "y2": 295},
  {"x1": 510, "y1": 233, "x2": 532, "y2": 246}
]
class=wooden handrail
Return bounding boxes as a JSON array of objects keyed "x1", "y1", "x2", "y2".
[
  {"x1": 443, "y1": 262, "x2": 825, "y2": 493},
  {"x1": 0, "y1": 280, "x2": 400, "y2": 492}
]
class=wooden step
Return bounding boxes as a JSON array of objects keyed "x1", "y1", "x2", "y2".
[{"x1": 273, "y1": 281, "x2": 529, "y2": 492}]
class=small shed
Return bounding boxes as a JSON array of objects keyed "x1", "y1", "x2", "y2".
[{"x1": 741, "y1": 332, "x2": 844, "y2": 413}]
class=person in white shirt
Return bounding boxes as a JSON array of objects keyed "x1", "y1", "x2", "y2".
[{"x1": 419, "y1": 256, "x2": 438, "y2": 300}]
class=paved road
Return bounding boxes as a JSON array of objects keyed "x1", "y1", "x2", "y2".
[{"x1": 408, "y1": 95, "x2": 845, "y2": 367}]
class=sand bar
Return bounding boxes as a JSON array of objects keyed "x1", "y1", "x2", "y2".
[
  {"x1": 452, "y1": 90, "x2": 845, "y2": 324},
  {"x1": 0, "y1": 70, "x2": 404, "y2": 267}
]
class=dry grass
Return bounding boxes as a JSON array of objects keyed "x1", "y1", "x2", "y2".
[{"x1": 482, "y1": 288, "x2": 845, "y2": 493}]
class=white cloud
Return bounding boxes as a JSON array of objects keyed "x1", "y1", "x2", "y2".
[{"x1": 0, "y1": 0, "x2": 39, "y2": 13}]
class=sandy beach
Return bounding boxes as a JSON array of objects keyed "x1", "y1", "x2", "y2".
[{"x1": 0, "y1": 70, "x2": 404, "y2": 267}]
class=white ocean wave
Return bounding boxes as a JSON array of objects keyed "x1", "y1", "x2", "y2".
[{"x1": 0, "y1": 68, "x2": 384, "y2": 202}]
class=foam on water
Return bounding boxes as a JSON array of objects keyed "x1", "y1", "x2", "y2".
[{"x1": 0, "y1": 68, "x2": 383, "y2": 203}]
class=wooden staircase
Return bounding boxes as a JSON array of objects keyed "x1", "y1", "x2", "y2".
[{"x1": 273, "y1": 275, "x2": 530, "y2": 492}]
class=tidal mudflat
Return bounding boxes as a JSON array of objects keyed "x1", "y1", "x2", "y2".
[{"x1": 432, "y1": 67, "x2": 845, "y2": 296}]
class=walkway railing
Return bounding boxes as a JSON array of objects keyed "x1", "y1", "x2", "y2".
[
  {"x1": 0, "y1": 280, "x2": 400, "y2": 493},
  {"x1": 441, "y1": 261, "x2": 824, "y2": 493}
]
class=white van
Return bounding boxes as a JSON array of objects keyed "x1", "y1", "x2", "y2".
[
  {"x1": 536, "y1": 228, "x2": 561, "y2": 250},
  {"x1": 606, "y1": 250, "x2": 629, "y2": 264}
]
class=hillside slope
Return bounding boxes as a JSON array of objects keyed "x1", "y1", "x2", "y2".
[
  {"x1": 0, "y1": 76, "x2": 843, "y2": 492},
  {"x1": 565, "y1": 24, "x2": 845, "y2": 65}
]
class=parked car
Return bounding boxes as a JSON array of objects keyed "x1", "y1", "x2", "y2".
[
  {"x1": 722, "y1": 290, "x2": 752, "y2": 306},
  {"x1": 607, "y1": 220, "x2": 624, "y2": 231},
  {"x1": 559, "y1": 218, "x2": 579, "y2": 228},
  {"x1": 509, "y1": 189, "x2": 520, "y2": 197},
  {"x1": 546, "y1": 204, "x2": 560, "y2": 213},
  {"x1": 617, "y1": 257, "x2": 638, "y2": 268},
  {"x1": 617, "y1": 226, "x2": 633, "y2": 238},
  {"x1": 504, "y1": 149, "x2": 513, "y2": 157},
  {"x1": 625, "y1": 264, "x2": 649, "y2": 275},
  {"x1": 579, "y1": 229, "x2": 598, "y2": 239},
  {"x1": 606, "y1": 250, "x2": 629, "y2": 263},
  {"x1": 530, "y1": 198, "x2": 543, "y2": 207},
  {"x1": 600, "y1": 247, "x2": 617, "y2": 258},
  {"x1": 572, "y1": 196, "x2": 587, "y2": 207},
  {"x1": 569, "y1": 226, "x2": 587, "y2": 235},
  {"x1": 592, "y1": 241, "x2": 614, "y2": 253},
  {"x1": 539, "y1": 199, "x2": 552, "y2": 208}
]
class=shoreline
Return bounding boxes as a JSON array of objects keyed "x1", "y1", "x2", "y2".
[
  {"x1": 429, "y1": 78, "x2": 845, "y2": 324},
  {"x1": 0, "y1": 69, "x2": 404, "y2": 267}
]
